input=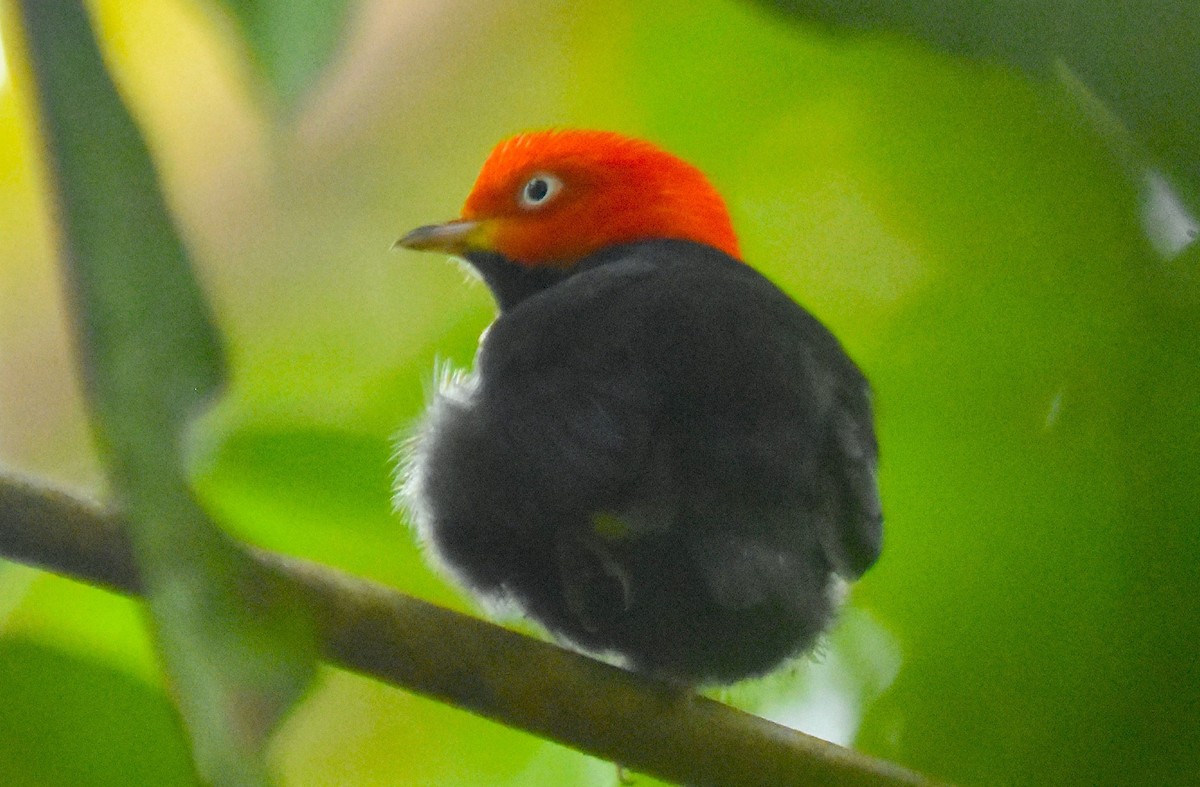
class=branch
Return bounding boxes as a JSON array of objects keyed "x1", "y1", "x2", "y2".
[{"x1": 0, "y1": 472, "x2": 932, "y2": 786}]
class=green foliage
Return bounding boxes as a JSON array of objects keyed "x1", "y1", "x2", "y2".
[
  {"x1": 753, "y1": 0, "x2": 1200, "y2": 211},
  {"x1": 214, "y1": 0, "x2": 351, "y2": 109},
  {"x1": 13, "y1": 0, "x2": 316, "y2": 782},
  {"x1": 0, "y1": 639, "x2": 196, "y2": 786}
]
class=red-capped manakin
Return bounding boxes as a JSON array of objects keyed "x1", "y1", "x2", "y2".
[{"x1": 394, "y1": 130, "x2": 882, "y2": 685}]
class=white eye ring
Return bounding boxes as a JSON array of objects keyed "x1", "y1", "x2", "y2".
[{"x1": 518, "y1": 172, "x2": 562, "y2": 209}]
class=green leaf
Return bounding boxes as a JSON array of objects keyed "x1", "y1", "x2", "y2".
[
  {"x1": 750, "y1": 0, "x2": 1200, "y2": 217},
  {"x1": 193, "y1": 424, "x2": 446, "y2": 594},
  {"x1": 0, "y1": 639, "x2": 197, "y2": 787},
  {"x1": 214, "y1": 0, "x2": 352, "y2": 110},
  {"x1": 14, "y1": 1, "x2": 316, "y2": 783}
]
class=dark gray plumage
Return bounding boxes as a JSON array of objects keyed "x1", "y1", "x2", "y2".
[{"x1": 401, "y1": 238, "x2": 881, "y2": 685}]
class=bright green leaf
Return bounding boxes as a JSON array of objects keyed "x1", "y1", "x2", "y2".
[
  {"x1": 14, "y1": 1, "x2": 316, "y2": 783},
  {"x1": 0, "y1": 639, "x2": 197, "y2": 787}
]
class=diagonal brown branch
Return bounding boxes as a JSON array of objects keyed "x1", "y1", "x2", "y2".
[{"x1": 0, "y1": 472, "x2": 934, "y2": 787}]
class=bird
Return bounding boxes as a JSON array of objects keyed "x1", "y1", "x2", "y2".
[{"x1": 394, "y1": 129, "x2": 882, "y2": 686}]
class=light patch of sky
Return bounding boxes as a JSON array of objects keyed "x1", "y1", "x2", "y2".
[
  {"x1": 763, "y1": 648, "x2": 862, "y2": 746},
  {"x1": 1143, "y1": 169, "x2": 1200, "y2": 259},
  {"x1": 759, "y1": 609, "x2": 902, "y2": 746}
]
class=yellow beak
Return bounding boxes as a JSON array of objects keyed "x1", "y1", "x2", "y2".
[{"x1": 392, "y1": 220, "x2": 488, "y2": 254}]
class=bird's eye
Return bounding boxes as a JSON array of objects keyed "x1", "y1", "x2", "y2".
[{"x1": 519, "y1": 173, "x2": 562, "y2": 209}]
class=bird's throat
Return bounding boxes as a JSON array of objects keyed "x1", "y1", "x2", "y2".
[{"x1": 464, "y1": 251, "x2": 572, "y2": 311}]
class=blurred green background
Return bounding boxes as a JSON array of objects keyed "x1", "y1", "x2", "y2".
[{"x1": 1, "y1": 0, "x2": 1197, "y2": 784}]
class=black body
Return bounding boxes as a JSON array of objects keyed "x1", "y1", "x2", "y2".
[{"x1": 403, "y1": 239, "x2": 881, "y2": 685}]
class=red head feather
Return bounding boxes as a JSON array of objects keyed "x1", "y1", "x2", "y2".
[{"x1": 459, "y1": 130, "x2": 741, "y2": 266}]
